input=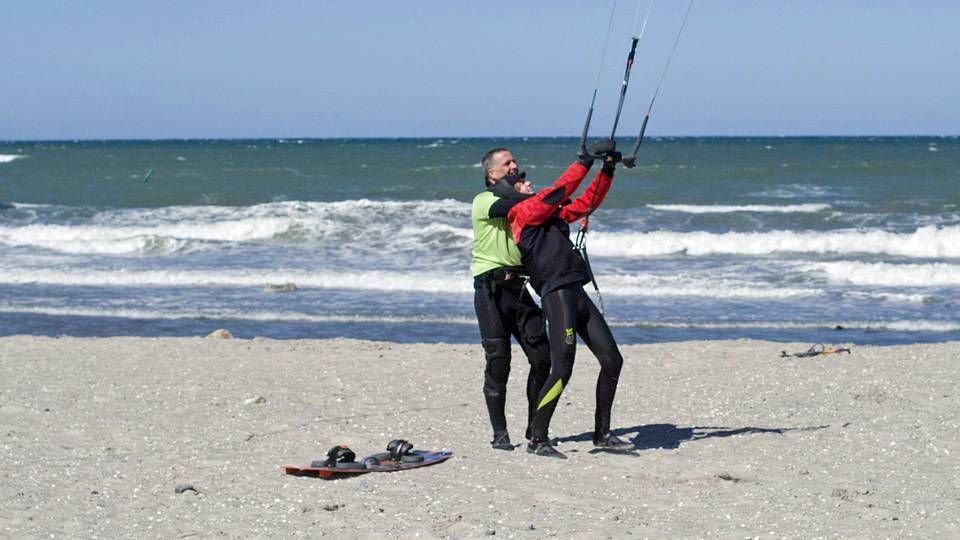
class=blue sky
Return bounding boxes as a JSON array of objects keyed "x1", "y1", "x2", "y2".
[{"x1": 2, "y1": 1, "x2": 958, "y2": 139}]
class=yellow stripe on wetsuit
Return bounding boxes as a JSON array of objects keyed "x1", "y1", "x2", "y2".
[{"x1": 537, "y1": 379, "x2": 564, "y2": 410}]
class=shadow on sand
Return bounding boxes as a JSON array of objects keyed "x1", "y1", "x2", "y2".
[{"x1": 555, "y1": 423, "x2": 830, "y2": 452}]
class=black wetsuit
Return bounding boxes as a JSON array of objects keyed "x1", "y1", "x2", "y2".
[
  {"x1": 473, "y1": 268, "x2": 550, "y2": 439},
  {"x1": 472, "y1": 185, "x2": 551, "y2": 442},
  {"x1": 500, "y1": 161, "x2": 624, "y2": 444}
]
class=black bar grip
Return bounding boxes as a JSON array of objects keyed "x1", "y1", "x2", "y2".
[
  {"x1": 622, "y1": 114, "x2": 650, "y2": 168},
  {"x1": 578, "y1": 105, "x2": 597, "y2": 159},
  {"x1": 609, "y1": 37, "x2": 641, "y2": 140}
]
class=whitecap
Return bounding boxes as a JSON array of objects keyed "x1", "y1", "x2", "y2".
[
  {"x1": 605, "y1": 319, "x2": 960, "y2": 333},
  {"x1": 587, "y1": 225, "x2": 960, "y2": 259},
  {"x1": 0, "y1": 304, "x2": 476, "y2": 326},
  {"x1": 598, "y1": 273, "x2": 821, "y2": 299},
  {"x1": 805, "y1": 261, "x2": 960, "y2": 287},
  {"x1": 0, "y1": 268, "x2": 475, "y2": 293},
  {"x1": 0, "y1": 199, "x2": 473, "y2": 256},
  {"x1": 842, "y1": 291, "x2": 932, "y2": 304},
  {"x1": 648, "y1": 203, "x2": 830, "y2": 214},
  {"x1": 416, "y1": 140, "x2": 444, "y2": 149},
  {"x1": 0, "y1": 266, "x2": 821, "y2": 301},
  {"x1": 751, "y1": 184, "x2": 839, "y2": 199}
]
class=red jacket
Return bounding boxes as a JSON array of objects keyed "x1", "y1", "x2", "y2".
[{"x1": 506, "y1": 162, "x2": 613, "y2": 296}]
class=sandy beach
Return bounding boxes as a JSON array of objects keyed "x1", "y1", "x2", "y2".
[{"x1": 1, "y1": 336, "x2": 958, "y2": 538}]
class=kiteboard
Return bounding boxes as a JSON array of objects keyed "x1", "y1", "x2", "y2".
[{"x1": 283, "y1": 440, "x2": 452, "y2": 479}]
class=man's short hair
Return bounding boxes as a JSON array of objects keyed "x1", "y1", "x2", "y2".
[{"x1": 481, "y1": 147, "x2": 510, "y2": 184}]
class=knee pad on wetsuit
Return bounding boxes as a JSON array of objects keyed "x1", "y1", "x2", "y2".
[
  {"x1": 516, "y1": 304, "x2": 547, "y2": 348},
  {"x1": 482, "y1": 338, "x2": 511, "y2": 397},
  {"x1": 482, "y1": 337, "x2": 510, "y2": 362}
]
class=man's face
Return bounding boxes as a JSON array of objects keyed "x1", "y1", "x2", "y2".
[
  {"x1": 487, "y1": 150, "x2": 519, "y2": 181},
  {"x1": 488, "y1": 150, "x2": 534, "y2": 194}
]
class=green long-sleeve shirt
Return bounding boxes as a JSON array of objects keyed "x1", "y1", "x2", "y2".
[{"x1": 470, "y1": 191, "x2": 522, "y2": 277}]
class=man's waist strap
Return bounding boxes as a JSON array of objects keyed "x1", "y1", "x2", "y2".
[{"x1": 475, "y1": 267, "x2": 528, "y2": 287}]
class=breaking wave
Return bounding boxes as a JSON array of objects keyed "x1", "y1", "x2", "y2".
[
  {"x1": 647, "y1": 203, "x2": 831, "y2": 214},
  {"x1": 1, "y1": 304, "x2": 955, "y2": 333},
  {"x1": 0, "y1": 199, "x2": 472, "y2": 256},
  {"x1": 589, "y1": 226, "x2": 960, "y2": 258},
  {"x1": 807, "y1": 261, "x2": 960, "y2": 287},
  {"x1": 0, "y1": 267, "x2": 934, "y2": 303}
]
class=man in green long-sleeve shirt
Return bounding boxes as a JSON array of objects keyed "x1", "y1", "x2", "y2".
[{"x1": 471, "y1": 148, "x2": 550, "y2": 450}]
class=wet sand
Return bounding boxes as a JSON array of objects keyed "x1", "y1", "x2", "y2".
[{"x1": 1, "y1": 336, "x2": 958, "y2": 538}]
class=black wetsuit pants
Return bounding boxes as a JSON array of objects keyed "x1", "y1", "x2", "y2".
[
  {"x1": 529, "y1": 284, "x2": 624, "y2": 443},
  {"x1": 474, "y1": 271, "x2": 551, "y2": 439}
]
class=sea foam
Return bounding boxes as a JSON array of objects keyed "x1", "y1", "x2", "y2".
[
  {"x1": 0, "y1": 263, "x2": 945, "y2": 303},
  {"x1": 599, "y1": 273, "x2": 820, "y2": 299},
  {"x1": 2, "y1": 304, "x2": 954, "y2": 333},
  {"x1": 808, "y1": 261, "x2": 960, "y2": 287},
  {"x1": 0, "y1": 199, "x2": 473, "y2": 256},
  {"x1": 647, "y1": 203, "x2": 830, "y2": 214},
  {"x1": 0, "y1": 267, "x2": 790, "y2": 299},
  {"x1": 588, "y1": 225, "x2": 960, "y2": 258},
  {"x1": 607, "y1": 319, "x2": 960, "y2": 333},
  {"x1": 0, "y1": 305, "x2": 477, "y2": 326},
  {"x1": 0, "y1": 268, "x2": 476, "y2": 293},
  {"x1": 0, "y1": 222, "x2": 274, "y2": 255},
  {"x1": 0, "y1": 266, "x2": 920, "y2": 303},
  {"x1": 0, "y1": 266, "x2": 799, "y2": 299}
]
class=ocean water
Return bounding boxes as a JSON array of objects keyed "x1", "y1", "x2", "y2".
[{"x1": 1, "y1": 137, "x2": 958, "y2": 345}]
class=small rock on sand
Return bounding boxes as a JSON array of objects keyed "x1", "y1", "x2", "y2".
[{"x1": 243, "y1": 396, "x2": 267, "y2": 406}]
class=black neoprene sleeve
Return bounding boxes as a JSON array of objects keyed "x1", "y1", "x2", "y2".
[{"x1": 488, "y1": 198, "x2": 523, "y2": 218}]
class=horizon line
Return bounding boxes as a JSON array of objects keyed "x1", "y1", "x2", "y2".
[{"x1": 2, "y1": 134, "x2": 958, "y2": 144}]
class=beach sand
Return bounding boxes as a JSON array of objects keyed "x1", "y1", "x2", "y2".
[{"x1": 1, "y1": 336, "x2": 958, "y2": 538}]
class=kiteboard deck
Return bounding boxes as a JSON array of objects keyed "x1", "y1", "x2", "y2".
[{"x1": 283, "y1": 449, "x2": 452, "y2": 478}]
